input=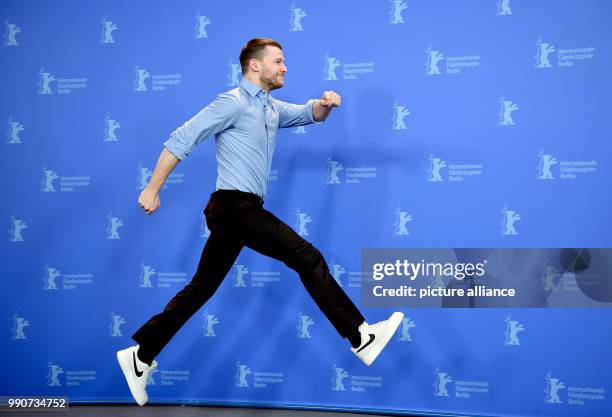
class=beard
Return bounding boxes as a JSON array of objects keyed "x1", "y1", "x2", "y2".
[{"x1": 261, "y1": 73, "x2": 284, "y2": 90}]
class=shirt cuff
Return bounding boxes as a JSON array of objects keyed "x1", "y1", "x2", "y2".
[
  {"x1": 306, "y1": 99, "x2": 323, "y2": 124},
  {"x1": 163, "y1": 137, "x2": 189, "y2": 160}
]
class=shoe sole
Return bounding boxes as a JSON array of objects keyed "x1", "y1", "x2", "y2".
[
  {"x1": 116, "y1": 349, "x2": 148, "y2": 406},
  {"x1": 362, "y1": 312, "x2": 404, "y2": 366}
]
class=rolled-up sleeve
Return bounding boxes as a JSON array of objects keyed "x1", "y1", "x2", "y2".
[
  {"x1": 275, "y1": 98, "x2": 319, "y2": 129},
  {"x1": 164, "y1": 92, "x2": 242, "y2": 160}
]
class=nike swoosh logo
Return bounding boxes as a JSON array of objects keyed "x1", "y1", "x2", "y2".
[
  {"x1": 132, "y1": 351, "x2": 143, "y2": 377},
  {"x1": 356, "y1": 334, "x2": 375, "y2": 353}
]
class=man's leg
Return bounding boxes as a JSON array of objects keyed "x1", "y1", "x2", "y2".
[
  {"x1": 239, "y1": 203, "x2": 404, "y2": 366},
  {"x1": 240, "y1": 205, "x2": 364, "y2": 341},
  {"x1": 132, "y1": 203, "x2": 243, "y2": 363},
  {"x1": 118, "y1": 195, "x2": 244, "y2": 406}
]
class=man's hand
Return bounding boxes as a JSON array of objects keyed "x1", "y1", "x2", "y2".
[
  {"x1": 318, "y1": 90, "x2": 341, "y2": 108},
  {"x1": 136, "y1": 148, "x2": 180, "y2": 215},
  {"x1": 138, "y1": 187, "x2": 161, "y2": 215},
  {"x1": 313, "y1": 91, "x2": 341, "y2": 122}
]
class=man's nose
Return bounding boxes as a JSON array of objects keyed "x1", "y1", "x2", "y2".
[{"x1": 281, "y1": 64, "x2": 288, "y2": 72}]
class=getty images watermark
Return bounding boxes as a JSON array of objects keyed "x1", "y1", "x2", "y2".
[{"x1": 360, "y1": 248, "x2": 611, "y2": 308}]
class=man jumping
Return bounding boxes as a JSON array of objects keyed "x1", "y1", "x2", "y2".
[{"x1": 116, "y1": 38, "x2": 403, "y2": 406}]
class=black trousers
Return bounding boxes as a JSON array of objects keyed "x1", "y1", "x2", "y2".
[{"x1": 132, "y1": 189, "x2": 364, "y2": 358}]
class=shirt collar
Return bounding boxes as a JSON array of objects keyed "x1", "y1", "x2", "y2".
[{"x1": 240, "y1": 78, "x2": 265, "y2": 98}]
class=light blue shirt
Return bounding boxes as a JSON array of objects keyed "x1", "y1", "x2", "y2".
[{"x1": 164, "y1": 79, "x2": 317, "y2": 199}]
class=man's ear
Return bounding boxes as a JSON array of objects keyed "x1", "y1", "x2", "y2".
[{"x1": 249, "y1": 58, "x2": 260, "y2": 73}]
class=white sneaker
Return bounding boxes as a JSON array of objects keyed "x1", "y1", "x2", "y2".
[
  {"x1": 351, "y1": 312, "x2": 404, "y2": 366},
  {"x1": 116, "y1": 345, "x2": 157, "y2": 406}
]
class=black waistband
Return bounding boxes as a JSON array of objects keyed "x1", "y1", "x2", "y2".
[{"x1": 211, "y1": 189, "x2": 264, "y2": 205}]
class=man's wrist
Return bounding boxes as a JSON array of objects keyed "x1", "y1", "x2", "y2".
[{"x1": 145, "y1": 184, "x2": 161, "y2": 194}]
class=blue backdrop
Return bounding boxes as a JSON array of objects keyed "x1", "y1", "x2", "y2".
[{"x1": 2, "y1": 1, "x2": 611, "y2": 416}]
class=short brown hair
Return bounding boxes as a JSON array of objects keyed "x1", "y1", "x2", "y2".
[{"x1": 239, "y1": 38, "x2": 282, "y2": 74}]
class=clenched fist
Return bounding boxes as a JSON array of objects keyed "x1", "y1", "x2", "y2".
[
  {"x1": 138, "y1": 187, "x2": 160, "y2": 215},
  {"x1": 318, "y1": 90, "x2": 341, "y2": 108}
]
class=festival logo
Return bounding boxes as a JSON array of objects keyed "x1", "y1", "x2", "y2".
[
  {"x1": 43, "y1": 264, "x2": 93, "y2": 290},
  {"x1": 139, "y1": 262, "x2": 156, "y2": 288},
  {"x1": 194, "y1": 12, "x2": 211, "y2": 39},
  {"x1": 106, "y1": 214, "x2": 123, "y2": 240},
  {"x1": 232, "y1": 264, "x2": 249, "y2": 287},
  {"x1": 297, "y1": 312, "x2": 314, "y2": 338},
  {"x1": 100, "y1": 17, "x2": 117, "y2": 44},
  {"x1": 433, "y1": 368, "x2": 453, "y2": 397},
  {"x1": 137, "y1": 164, "x2": 153, "y2": 190},
  {"x1": 397, "y1": 316, "x2": 416, "y2": 342},
  {"x1": 327, "y1": 158, "x2": 344, "y2": 184},
  {"x1": 501, "y1": 205, "x2": 521, "y2": 235},
  {"x1": 544, "y1": 372, "x2": 565, "y2": 404},
  {"x1": 504, "y1": 315, "x2": 524, "y2": 345},
  {"x1": 11, "y1": 314, "x2": 29, "y2": 340},
  {"x1": 47, "y1": 361, "x2": 64, "y2": 386},
  {"x1": 496, "y1": 0, "x2": 512, "y2": 16},
  {"x1": 330, "y1": 261, "x2": 346, "y2": 287},
  {"x1": 104, "y1": 115, "x2": 120, "y2": 142},
  {"x1": 41, "y1": 167, "x2": 59, "y2": 192},
  {"x1": 323, "y1": 54, "x2": 342, "y2": 81},
  {"x1": 7, "y1": 118, "x2": 24, "y2": 144},
  {"x1": 108, "y1": 311, "x2": 126, "y2": 337},
  {"x1": 394, "y1": 208, "x2": 413, "y2": 236},
  {"x1": 535, "y1": 39, "x2": 556, "y2": 69},
  {"x1": 331, "y1": 362, "x2": 349, "y2": 391},
  {"x1": 537, "y1": 151, "x2": 557, "y2": 180},
  {"x1": 389, "y1": 0, "x2": 408, "y2": 24},
  {"x1": 38, "y1": 68, "x2": 55, "y2": 94},
  {"x1": 133, "y1": 66, "x2": 151, "y2": 92},
  {"x1": 39, "y1": 67, "x2": 87, "y2": 94},
  {"x1": 4, "y1": 21, "x2": 21, "y2": 46},
  {"x1": 295, "y1": 209, "x2": 312, "y2": 237},
  {"x1": 289, "y1": 5, "x2": 307, "y2": 32},
  {"x1": 9, "y1": 217, "x2": 27, "y2": 242},
  {"x1": 43, "y1": 265, "x2": 61, "y2": 290},
  {"x1": 541, "y1": 263, "x2": 561, "y2": 291},
  {"x1": 427, "y1": 154, "x2": 446, "y2": 182},
  {"x1": 425, "y1": 47, "x2": 444, "y2": 75},
  {"x1": 498, "y1": 95, "x2": 518, "y2": 126},
  {"x1": 235, "y1": 361, "x2": 252, "y2": 387},
  {"x1": 202, "y1": 311, "x2": 219, "y2": 337},
  {"x1": 392, "y1": 103, "x2": 411, "y2": 130},
  {"x1": 227, "y1": 60, "x2": 241, "y2": 87}
]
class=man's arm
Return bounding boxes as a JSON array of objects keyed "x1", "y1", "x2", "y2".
[
  {"x1": 139, "y1": 92, "x2": 243, "y2": 215},
  {"x1": 164, "y1": 92, "x2": 243, "y2": 160},
  {"x1": 276, "y1": 91, "x2": 341, "y2": 128},
  {"x1": 313, "y1": 90, "x2": 341, "y2": 122},
  {"x1": 138, "y1": 148, "x2": 180, "y2": 215}
]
